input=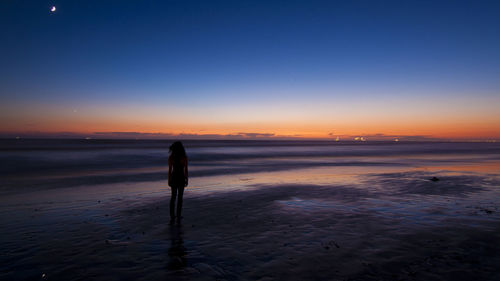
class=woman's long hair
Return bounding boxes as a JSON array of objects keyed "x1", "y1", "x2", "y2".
[{"x1": 169, "y1": 141, "x2": 186, "y2": 163}]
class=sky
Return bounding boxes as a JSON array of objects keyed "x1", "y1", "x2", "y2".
[{"x1": 1, "y1": 0, "x2": 499, "y2": 140}]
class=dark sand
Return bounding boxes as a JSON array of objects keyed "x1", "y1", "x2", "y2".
[
  {"x1": 124, "y1": 173, "x2": 500, "y2": 281},
  {"x1": 1, "y1": 170, "x2": 500, "y2": 280}
]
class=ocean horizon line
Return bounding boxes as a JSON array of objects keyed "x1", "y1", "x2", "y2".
[{"x1": 0, "y1": 137, "x2": 497, "y2": 143}]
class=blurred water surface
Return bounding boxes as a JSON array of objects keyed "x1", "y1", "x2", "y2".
[{"x1": 1, "y1": 139, "x2": 500, "y2": 193}]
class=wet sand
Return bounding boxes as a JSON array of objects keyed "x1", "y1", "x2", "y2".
[{"x1": 1, "y1": 169, "x2": 499, "y2": 280}]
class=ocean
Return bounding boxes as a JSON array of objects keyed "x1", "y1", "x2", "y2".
[{"x1": 1, "y1": 139, "x2": 499, "y2": 194}]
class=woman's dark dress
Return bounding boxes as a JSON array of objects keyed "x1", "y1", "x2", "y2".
[
  {"x1": 169, "y1": 160, "x2": 185, "y2": 220},
  {"x1": 170, "y1": 161, "x2": 186, "y2": 188}
]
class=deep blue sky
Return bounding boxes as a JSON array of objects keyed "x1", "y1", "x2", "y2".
[{"x1": 1, "y1": 0, "x2": 499, "y2": 138}]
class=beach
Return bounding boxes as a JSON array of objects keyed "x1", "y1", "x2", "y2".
[
  {"x1": 4, "y1": 1, "x2": 500, "y2": 280},
  {"x1": 1, "y1": 140, "x2": 500, "y2": 280}
]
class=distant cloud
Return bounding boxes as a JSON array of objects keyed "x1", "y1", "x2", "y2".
[
  {"x1": 94, "y1": 132, "x2": 173, "y2": 138},
  {"x1": 177, "y1": 132, "x2": 277, "y2": 139},
  {"x1": 236, "y1": 132, "x2": 275, "y2": 138},
  {"x1": 356, "y1": 133, "x2": 441, "y2": 141},
  {"x1": 177, "y1": 133, "x2": 231, "y2": 139},
  {"x1": 325, "y1": 132, "x2": 442, "y2": 141}
]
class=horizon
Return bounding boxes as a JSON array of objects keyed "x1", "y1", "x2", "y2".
[
  {"x1": 0, "y1": 131, "x2": 498, "y2": 142},
  {"x1": 1, "y1": 0, "x2": 499, "y2": 139}
]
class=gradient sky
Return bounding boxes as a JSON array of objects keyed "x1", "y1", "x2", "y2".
[{"x1": 1, "y1": 0, "x2": 499, "y2": 140}]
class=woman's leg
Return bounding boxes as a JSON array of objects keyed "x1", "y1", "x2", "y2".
[
  {"x1": 176, "y1": 186, "x2": 184, "y2": 221},
  {"x1": 170, "y1": 187, "x2": 178, "y2": 220}
]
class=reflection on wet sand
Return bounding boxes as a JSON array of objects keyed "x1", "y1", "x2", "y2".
[{"x1": 168, "y1": 224, "x2": 187, "y2": 270}]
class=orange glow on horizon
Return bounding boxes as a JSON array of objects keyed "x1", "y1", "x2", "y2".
[
  {"x1": 1, "y1": 97, "x2": 499, "y2": 140},
  {"x1": 2, "y1": 121, "x2": 499, "y2": 140}
]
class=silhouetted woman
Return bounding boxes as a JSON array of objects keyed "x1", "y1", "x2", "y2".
[{"x1": 168, "y1": 141, "x2": 188, "y2": 224}]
